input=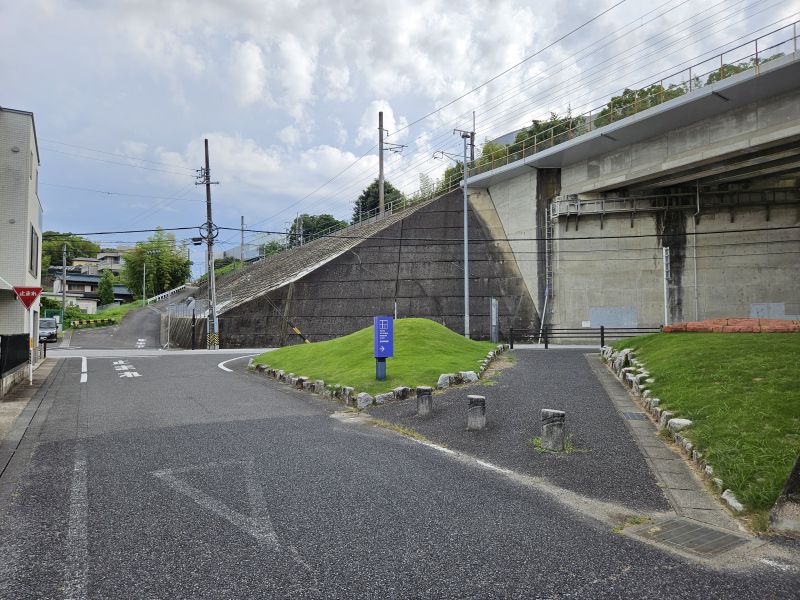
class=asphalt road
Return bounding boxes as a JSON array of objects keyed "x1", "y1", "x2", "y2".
[
  {"x1": 67, "y1": 306, "x2": 161, "y2": 349},
  {"x1": 0, "y1": 354, "x2": 798, "y2": 599}
]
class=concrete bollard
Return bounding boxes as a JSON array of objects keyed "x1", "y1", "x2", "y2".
[
  {"x1": 467, "y1": 395, "x2": 486, "y2": 431},
  {"x1": 416, "y1": 386, "x2": 433, "y2": 416},
  {"x1": 540, "y1": 409, "x2": 566, "y2": 451}
]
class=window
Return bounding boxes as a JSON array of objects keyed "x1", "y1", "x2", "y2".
[{"x1": 29, "y1": 225, "x2": 39, "y2": 277}]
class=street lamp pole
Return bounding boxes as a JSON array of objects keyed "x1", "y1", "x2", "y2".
[{"x1": 454, "y1": 129, "x2": 473, "y2": 338}]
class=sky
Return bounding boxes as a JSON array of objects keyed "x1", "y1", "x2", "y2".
[{"x1": 2, "y1": 0, "x2": 798, "y2": 275}]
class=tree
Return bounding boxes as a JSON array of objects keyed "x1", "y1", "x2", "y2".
[
  {"x1": 435, "y1": 162, "x2": 463, "y2": 195},
  {"x1": 259, "y1": 240, "x2": 285, "y2": 258},
  {"x1": 98, "y1": 270, "x2": 115, "y2": 305},
  {"x1": 352, "y1": 179, "x2": 405, "y2": 223},
  {"x1": 41, "y1": 232, "x2": 101, "y2": 271},
  {"x1": 121, "y1": 229, "x2": 191, "y2": 299},
  {"x1": 289, "y1": 214, "x2": 348, "y2": 245},
  {"x1": 479, "y1": 140, "x2": 507, "y2": 169},
  {"x1": 594, "y1": 84, "x2": 684, "y2": 127}
]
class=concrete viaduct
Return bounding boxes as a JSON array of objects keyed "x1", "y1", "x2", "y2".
[{"x1": 468, "y1": 51, "x2": 800, "y2": 331}]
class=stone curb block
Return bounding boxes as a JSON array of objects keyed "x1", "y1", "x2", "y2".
[{"x1": 601, "y1": 345, "x2": 739, "y2": 518}]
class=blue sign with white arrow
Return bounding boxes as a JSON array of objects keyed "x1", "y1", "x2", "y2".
[{"x1": 374, "y1": 316, "x2": 394, "y2": 358}]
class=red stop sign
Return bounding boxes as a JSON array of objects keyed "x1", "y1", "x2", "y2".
[{"x1": 12, "y1": 287, "x2": 42, "y2": 310}]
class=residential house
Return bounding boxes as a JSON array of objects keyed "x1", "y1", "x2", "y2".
[
  {"x1": 0, "y1": 107, "x2": 42, "y2": 337},
  {"x1": 52, "y1": 273, "x2": 133, "y2": 304}
]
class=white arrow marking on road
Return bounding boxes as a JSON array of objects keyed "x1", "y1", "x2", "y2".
[
  {"x1": 118, "y1": 371, "x2": 141, "y2": 378},
  {"x1": 154, "y1": 460, "x2": 278, "y2": 545}
]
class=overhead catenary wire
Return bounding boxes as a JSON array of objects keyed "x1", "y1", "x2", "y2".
[
  {"x1": 287, "y1": 2, "x2": 791, "y2": 224},
  {"x1": 310, "y1": 1, "x2": 792, "y2": 213}
]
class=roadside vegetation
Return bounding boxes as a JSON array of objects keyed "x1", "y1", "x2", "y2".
[
  {"x1": 612, "y1": 333, "x2": 800, "y2": 522},
  {"x1": 253, "y1": 318, "x2": 496, "y2": 395},
  {"x1": 65, "y1": 302, "x2": 139, "y2": 327}
]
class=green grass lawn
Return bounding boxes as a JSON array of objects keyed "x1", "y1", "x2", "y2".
[
  {"x1": 252, "y1": 318, "x2": 496, "y2": 395},
  {"x1": 613, "y1": 333, "x2": 800, "y2": 520}
]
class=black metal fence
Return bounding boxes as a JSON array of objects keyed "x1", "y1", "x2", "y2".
[
  {"x1": 508, "y1": 325, "x2": 662, "y2": 349},
  {"x1": 0, "y1": 334, "x2": 29, "y2": 377}
]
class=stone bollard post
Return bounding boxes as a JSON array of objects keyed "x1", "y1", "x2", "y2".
[
  {"x1": 467, "y1": 395, "x2": 486, "y2": 431},
  {"x1": 416, "y1": 386, "x2": 433, "y2": 417},
  {"x1": 540, "y1": 409, "x2": 566, "y2": 451}
]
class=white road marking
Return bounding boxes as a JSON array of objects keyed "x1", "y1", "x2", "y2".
[
  {"x1": 153, "y1": 460, "x2": 278, "y2": 547},
  {"x1": 119, "y1": 372, "x2": 141, "y2": 378},
  {"x1": 79, "y1": 357, "x2": 87, "y2": 384},
  {"x1": 135, "y1": 338, "x2": 146, "y2": 349},
  {"x1": 760, "y1": 558, "x2": 798, "y2": 572},
  {"x1": 112, "y1": 360, "x2": 128, "y2": 365},
  {"x1": 64, "y1": 444, "x2": 88, "y2": 600},
  {"x1": 217, "y1": 354, "x2": 260, "y2": 372},
  {"x1": 114, "y1": 365, "x2": 135, "y2": 371},
  {"x1": 152, "y1": 460, "x2": 320, "y2": 596}
]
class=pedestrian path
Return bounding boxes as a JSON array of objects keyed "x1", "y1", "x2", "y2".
[{"x1": 371, "y1": 348, "x2": 671, "y2": 512}]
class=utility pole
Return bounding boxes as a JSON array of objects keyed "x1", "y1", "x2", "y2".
[
  {"x1": 378, "y1": 111, "x2": 385, "y2": 217},
  {"x1": 470, "y1": 111, "x2": 476, "y2": 162},
  {"x1": 240, "y1": 215, "x2": 244, "y2": 268},
  {"x1": 142, "y1": 262, "x2": 146, "y2": 307},
  {"x1": 196, "y1": 138, "x2": 219, "y2": 349},
  {"x1": 376, "y1": 111, "x2": 406, "y2": 220},
  {"x1": 61, "y1": 243, "x2": 66, "y2": 327},
  {"x1": 454, "y1": 127, "x2": 474, "y2": 338}
]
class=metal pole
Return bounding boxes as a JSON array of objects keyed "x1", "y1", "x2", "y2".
[
  {"x1": 29, "y1": 307, "x2": 33, "y2": 384},
  {"x1": 662, "y1": 246, "x2": 670, "y2": 326},
  {"x1": 61, "y1": 243, "x2": 66, "y2": 328},
  {"x1": 378, "y1": 111, "x2": 385, "y2": 217},
  {"x1": 240, "y1": 215, "x2": 244, "y2": 268},
  {"x1": 204, "y1": 139, "x2": 219, "y2": 349},
  {"x1": 142, "y1": 262, "x2": 146, "y2": 306},
  {"x1": 462, "y1": 131, "x2": 470, "y2": 338}
]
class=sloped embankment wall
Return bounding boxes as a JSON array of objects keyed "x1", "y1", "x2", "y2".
[{"x1": 218, "y1": 191, "x2": 538, "y2": 347}]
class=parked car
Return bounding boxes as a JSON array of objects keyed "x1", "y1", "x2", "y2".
[{"x1": 39, "y1": 318, "x2": 58, "y2": 343}]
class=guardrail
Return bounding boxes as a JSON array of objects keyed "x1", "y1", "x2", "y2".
[
  {"x1": 146, "y1": 284, "x2": 187, "y2": 305},
  {"x1": 509, "y1": 325, "x2": 662, "y2": 349},
  {"x1": 70, "y1": 318, "x2": 115, "y2": 328},
  {"x1": 469, "y1": 21, "x2": 799, "y2": 177}
]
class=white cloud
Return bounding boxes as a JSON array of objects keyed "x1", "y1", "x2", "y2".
[
  {"x1": 230, "y1": 40, "x2": 271, "y2": 106},
  {"x1": 278, "y1": 125, "x2": 300, "y2": 146},
  {"x1": 356, "y1": 101, "x2": 409, "y2": 146}
]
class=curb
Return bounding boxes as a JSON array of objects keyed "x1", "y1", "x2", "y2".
[
  {"x1": 600, "y1": 345, "x2": 745, "y2": 515},
  {"x1": 249, "y1": 343, "x2": 510, "y2": 409}
]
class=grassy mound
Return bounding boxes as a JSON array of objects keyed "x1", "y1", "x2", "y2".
[
  {"x1": 613, "y1": 333, "x2": 800, "y2": 522},
  {"x1": 253, "y1": 318, "x2": 496, "y2": 395}
]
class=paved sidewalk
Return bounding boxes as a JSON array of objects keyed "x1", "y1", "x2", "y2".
[{"x1": 370, "y1": 348, "x2": 671, "y2": 512}]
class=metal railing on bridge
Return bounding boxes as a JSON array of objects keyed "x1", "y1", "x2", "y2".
[
  {"x1": 469, "y1": 21, "x2": 799, "y2": 177},
  {"x1": 508, "y1": 325, "x2": 662, "y2": 349}
]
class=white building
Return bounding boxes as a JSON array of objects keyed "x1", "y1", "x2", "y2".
[{"x1": 0, "y1": 107, "x2": 42, "y2": 337}]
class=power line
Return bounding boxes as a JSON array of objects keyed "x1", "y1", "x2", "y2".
[
  {"x1": 41, "y1": 147, "x2": 195, "y2": 177},
  {"x1": 39, "y1": 138, "x2": 196, "y2": 172},
  {"x1": 39, "y1": 182, "x2": 203, "y2": 202},
  {"x1": 224, "y1": 224, "x2": 800, "y2": 243}
]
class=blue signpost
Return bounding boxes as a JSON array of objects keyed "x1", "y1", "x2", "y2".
[{"x1": 374, "y1": 316, "x2": 394, "y2": 381}]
